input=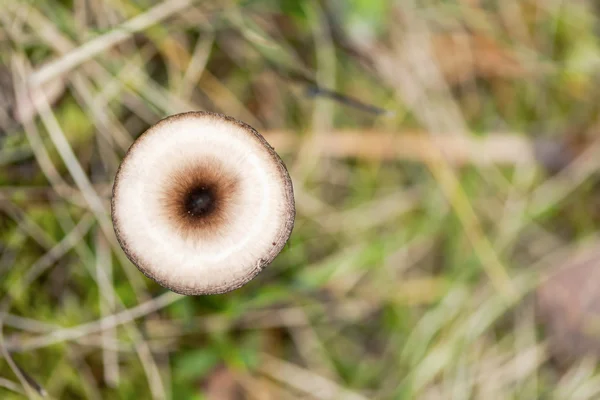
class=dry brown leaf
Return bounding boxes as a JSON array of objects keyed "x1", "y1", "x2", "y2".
[
  {"x1": 204, "y1": 366, "x2": 243, "y2": 400},
  {"x1": 537, "y1": 247, "x2": 600, "y2": 364}
]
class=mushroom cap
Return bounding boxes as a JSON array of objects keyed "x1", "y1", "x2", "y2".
[{"x1": 111, "y1": 111, "x2": 295, "y2": 295}]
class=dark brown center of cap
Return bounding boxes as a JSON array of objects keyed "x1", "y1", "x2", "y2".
[
  {"x1": 158, "y1": 159, "x2": 241, "y2": 240},
  {"x1": 184, "y1": 186, "x2": 216, "y2": 217}
]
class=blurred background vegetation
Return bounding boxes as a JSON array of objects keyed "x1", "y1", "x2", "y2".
[{"x1": 2, "y1": 0, "x2": 600, "y2": 398}]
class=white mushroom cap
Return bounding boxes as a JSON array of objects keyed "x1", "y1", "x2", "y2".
[{"x1": 111, "y1": 111, "x2": 295, "y2": 295}]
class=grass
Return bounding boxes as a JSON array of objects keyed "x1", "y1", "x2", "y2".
[{"x1": 1, "y1": 0, "x2": 600, "y2": 398}]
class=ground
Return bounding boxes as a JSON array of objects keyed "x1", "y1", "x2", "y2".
[{"x1": 2, "y1": 0, "x2": 600, "y2": 399}]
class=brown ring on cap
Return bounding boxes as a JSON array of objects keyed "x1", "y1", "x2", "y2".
[{"x1": 157, "y1": 156, "x2": 242, "y2": 242}]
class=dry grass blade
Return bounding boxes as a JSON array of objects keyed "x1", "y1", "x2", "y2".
[
  {"x1": 264, "y1": 130, "x2": 536, "y2": 165},
  {"x1": 0, "y1": 325, "x2": 38, "y2": 399},
  {"x1": 28, "y1": 0, "x2": 198, "y2": 86},
  {"x1": 0, "y1": 377, "x2": 24, "y2": 395},
  {"x1": 7, "y1": 292, "x2": 181, "y2": 352},
  {"x1": 95, "y1": 231, "x2": 119, "y2": 387},
  {"x1": 257, "y1": 353, "x2": 368, "y2": 400},
  {"x1": 17, "y1": 214, "x2": 94, "y2": 289}
]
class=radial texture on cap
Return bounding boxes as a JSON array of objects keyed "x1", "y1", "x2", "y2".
[{"x1": 112, "y1": 111, "x2": 295, "y2": 295}]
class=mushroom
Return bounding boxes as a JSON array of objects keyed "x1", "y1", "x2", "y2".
[{"x1": 111, "y1": 111, "x2": 295, "y2": 295}]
